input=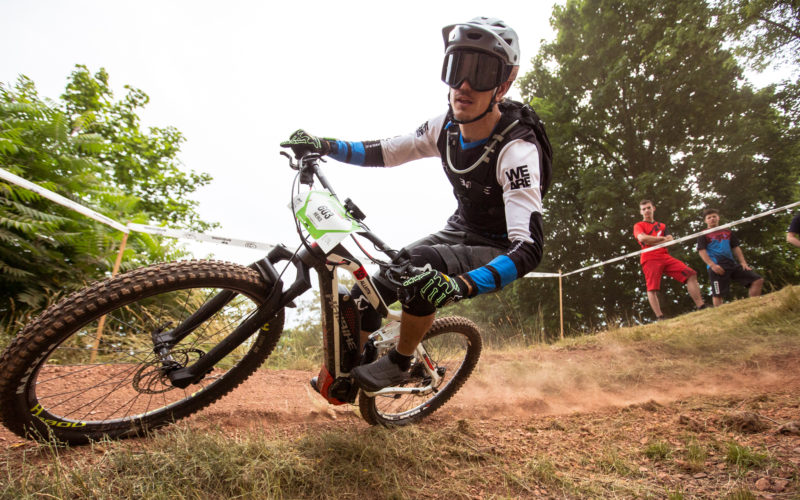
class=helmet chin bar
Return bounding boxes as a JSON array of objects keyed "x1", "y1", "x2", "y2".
[{"x1": 448, "y1": 88, "x2": 499, "y2": 125}]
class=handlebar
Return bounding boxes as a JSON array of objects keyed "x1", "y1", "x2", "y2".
[
  {"x1": 280, "y1": 144, "x2": 412, "y2": 271},
  {"x1": 281, "y1": 150, "x2": 340, "y2": 197},
  {"x1": 379, "y1": 259, "x2": 424, "y2": 287}
]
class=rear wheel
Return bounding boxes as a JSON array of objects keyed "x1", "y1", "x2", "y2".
[
  {"x1": 0, "y1": 260, "x2": 284, "y2": 444},
  {"x1": 358, "y1": 316, "x2": 481, "y2": 426}
]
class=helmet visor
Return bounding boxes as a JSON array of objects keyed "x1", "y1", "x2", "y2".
[{"x1": 441, "y1": 50, "x2": 503, "y2": 92}]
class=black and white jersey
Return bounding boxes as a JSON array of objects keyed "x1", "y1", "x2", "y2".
[{"x1": 329, "y1": 102, "x2": 546, "y2": 294}]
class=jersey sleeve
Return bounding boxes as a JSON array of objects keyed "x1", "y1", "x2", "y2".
[
  {"x1": 696, "y1": 234, "x2": 708, "y2": 251},
  {"x1": 789, "y1": 213, "x2": 800, "y2": 234},
  {"x1": 327, "y1": 114, "x2": 445, "y2": 167},
  {"x1": 462, "y1": 139, "x2": 544, "y2": 295},
  {"x1": 730, "y1": 232, "x2": 740, "y2": 248},
  {"x1": 633, "y1": 222, "x2": 645, "y2": 239}
]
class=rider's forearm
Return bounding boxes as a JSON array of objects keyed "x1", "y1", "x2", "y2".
[
  {"x1": 328, "y1": 140, "x2": 385, "y2": 166},
  {"x1": 462, "y1": 239, "x2": 542, "y2": 296},
  {"x1": 328, "y1": 114, "x2": 443, "y2": 167}
]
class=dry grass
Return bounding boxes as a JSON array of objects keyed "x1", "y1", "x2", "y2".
[{"x1": 2, "y1": 286, "x2": 799, "y2": 499}]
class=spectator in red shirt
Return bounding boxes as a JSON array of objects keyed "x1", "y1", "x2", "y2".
[{"x1": 633, "y1": 200, "x2": 706, "y2": 320}]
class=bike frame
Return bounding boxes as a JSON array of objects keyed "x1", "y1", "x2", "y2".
[{"x1": 159, "y1": 153, "x2": 442, "y2": 398}]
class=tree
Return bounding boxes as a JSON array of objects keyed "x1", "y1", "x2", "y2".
[
  {"x1": 718, "y1": 0, "x2": 800, "y2": 72},
  {"x1": 0, "y1": 67, "x2": 214, "y2": 332},
  {"x1": 508, "y1": 0, "x2": 800, "y2": 331}
]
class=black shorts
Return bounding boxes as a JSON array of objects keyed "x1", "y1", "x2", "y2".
[
  {"x1": 356, "y1": 224, "x2": 508, "y2": 330},
  {"x1": 395, "y1": 225, "x2": 508, "y2": 274},
  {"x1": 708, "y1": 266, "x2": 761, "y2": 297}
]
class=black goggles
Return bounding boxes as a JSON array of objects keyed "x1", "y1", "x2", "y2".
[{"x1": 441, "y1": 50, "x2": 505, "y2": 92}]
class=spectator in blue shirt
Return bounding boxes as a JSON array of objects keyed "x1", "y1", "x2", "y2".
[
  {"x1": 788, "y1": 212, "x2": 800, "y2": 249},
  {"x1": 696, "y1": 209, "x2": 763, "y2": 306}
]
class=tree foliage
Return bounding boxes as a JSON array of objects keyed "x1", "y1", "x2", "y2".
[
  {"x1": 718, "y1": 0, "x2": 800, "y2": 72},
  {"x1": 503, "y1": 0, "x2": 800, "y2": 332},
  {"x1": 0, "y1": 66, "x2": 214, "y2": 331}
]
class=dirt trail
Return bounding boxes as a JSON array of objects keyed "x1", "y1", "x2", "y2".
[
  {"x1": 5, "y1": 346, "x2": 795, "y2": 444},
  {"x1": 2, "y1": 348, "x2": 798, "y2": 443},
  {"x1": 3, "y1": 343, "x2": 799, "y2": 498}
]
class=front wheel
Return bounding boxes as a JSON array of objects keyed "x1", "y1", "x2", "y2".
[
  {"x1": 0, "y1": 260, "x2": 284, "y2": 444},
  {"x1": 358, "y1": 316, "x2": 481, "y2": 426}
]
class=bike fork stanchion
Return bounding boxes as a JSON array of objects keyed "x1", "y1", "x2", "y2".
[
  {"x1": 89, "y1": 231, "x2": 129, "y2": 363},
  {"x1": 415, "y1": 343, "x2": 443, "y2": 387}
]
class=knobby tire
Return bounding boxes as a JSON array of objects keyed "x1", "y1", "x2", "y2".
[
  {"x1": 358, "y1": 316, "x2": 482, "y2": 426},
  {"x1": 0, "y1": 260, "x2": 284, "y2": 444}
]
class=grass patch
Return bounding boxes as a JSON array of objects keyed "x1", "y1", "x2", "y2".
[
  {"x1": 1, "y1": 424, "x2": 491, "y2": 499},
  {"x1": 643, "y1": 441, "x2": 672, "y2": 461},
  {"x1": 725, "y1": 488, "x2": 757, "y2": 500},
  {"x1": 666, "y1": 488, "x2": 686, "y2": 500},
  {"x1": 685, "y1": 438, "x2": 708, "y2": 472},
  {"x1": 598, "y1": 448, "x2": 634, "y2": 476},
  {"x1": 725, "y1": 442, "x2": 770, "y2": 471}
]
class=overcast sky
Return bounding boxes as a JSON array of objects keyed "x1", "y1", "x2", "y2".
[{"x1": 1, "y1": 0, "x2": 558, "y2": 265}]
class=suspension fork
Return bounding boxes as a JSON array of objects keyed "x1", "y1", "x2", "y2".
[
  {"x1": 152, "y1": 245, "x2": 294, "y2": 351},
  {"x1": 163, "y1": 245, "x2": 313, "y2": 388}
]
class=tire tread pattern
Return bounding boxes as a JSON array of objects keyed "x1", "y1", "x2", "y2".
[
  {"x1": 358, "y1": 315, "x2": 482, "y2": 426},
  {"x1": 0, "y1": 260, "x2": 284, "y2": 443}
]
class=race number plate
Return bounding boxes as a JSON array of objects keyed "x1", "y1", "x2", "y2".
[{"x1": 292, "y1": 191, "x2": 361, "y2": 253}]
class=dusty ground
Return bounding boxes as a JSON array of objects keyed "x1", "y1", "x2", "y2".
[{"x1": 1, "y1": 348, "x2": 799, "y2": 498}]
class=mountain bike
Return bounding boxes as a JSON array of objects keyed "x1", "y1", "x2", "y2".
[{"x1": 0, "y1": 149, "x2": 482, "y2": 444}]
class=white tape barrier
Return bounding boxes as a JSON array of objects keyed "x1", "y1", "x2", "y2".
[
  {"x1": 1, "y1": 167, "x2": 277, "y2": 252},
  {"x1": 524, "y1": 271, "x2": 562, "y2": 278},
  {"x1": 559, "y1": 200, "x2": 800, "y2": 278},
  {"x1": 0, "y1": 168, "x2": 129, "y2": 233},
  {"x1": 4, "y1": 167, "x2": 797, "y2": 272},
  {"x1": 127, "y1": 223, "x2": 275, "y2": 252}
]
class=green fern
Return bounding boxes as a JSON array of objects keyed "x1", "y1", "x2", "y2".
[{"x1": 1, "y1": 68, "x2": 213, "y2": 335}]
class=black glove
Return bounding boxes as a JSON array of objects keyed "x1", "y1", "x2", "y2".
[
  {"x1": 280, "y1": 129, "x2": 333, "y2": 156},
  {"x1": 399, "y1": 269, "x2": 471, "y2": 309}
]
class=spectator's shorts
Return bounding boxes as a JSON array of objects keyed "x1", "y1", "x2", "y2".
[
  {"x1": 641, "y1": 256, "x2": 696, "y2": 291},
  {"x1": 708, "y1": 266, "x2": 762, "y2": 297}
]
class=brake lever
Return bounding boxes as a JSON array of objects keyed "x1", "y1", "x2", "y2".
[
  {"x1": 280, "y1": 151, "x2": 298, "y2": 170},
  {"x1": 382, "y1": 261, "x2": 422, "y2": 287}
]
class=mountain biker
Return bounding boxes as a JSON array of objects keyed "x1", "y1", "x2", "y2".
[{"x1": 281, "y1": 17, "x2": 551, "y2": 392}]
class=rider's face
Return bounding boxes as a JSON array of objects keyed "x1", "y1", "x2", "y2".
[{"x1": 448, "y1": 80, "x2": 496, "y2": 122}]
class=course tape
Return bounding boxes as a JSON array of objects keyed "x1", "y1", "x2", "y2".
[
  {"x1": 1, "y1": 167, "x2": 276, "y2": 251},
  {"x1": 524, "y1": 271, "x2": 562, "y2": 278},
  {"x1": 127, "y1": 223, "x2": 275, "y2": 252},
  {"x1": 0, "y1": 168, "x2": 129, "y2": 233},
  {"x1": 4, "y1": 167, "x2": 797, "y2": 271},
  {"x1": 559, "y1": 200, "x2": 800, "y2": 278}
]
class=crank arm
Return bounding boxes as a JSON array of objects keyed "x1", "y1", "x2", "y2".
[
  {"x1": 362, "y1": 343, "x2": 444, "y2": 397},
  {"x1": 363, "y1": 384, "x2": 435, "y2": 397}
]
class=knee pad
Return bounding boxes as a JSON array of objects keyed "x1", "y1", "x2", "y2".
[
  {"x1": 402, "y1": 297, "x2": 436, "y2": 317},
  {"x1": 406, "y1": 245, "x2": 445, "y2": 271},
  {"x1": 400, "y1": 245, "x2": 449, "y2": 317}
]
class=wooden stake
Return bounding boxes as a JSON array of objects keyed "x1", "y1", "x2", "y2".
[
  {"x1": 559, "y1": 269, "x2": 564, "y2": 340},
  {"x1": 90, "y1": 232, "x2": 129, "y2": 364}
]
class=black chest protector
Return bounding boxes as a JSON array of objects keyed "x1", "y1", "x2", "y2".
[{"x1": 436, "y1": 100, "x2": 552, "y2": 239}]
